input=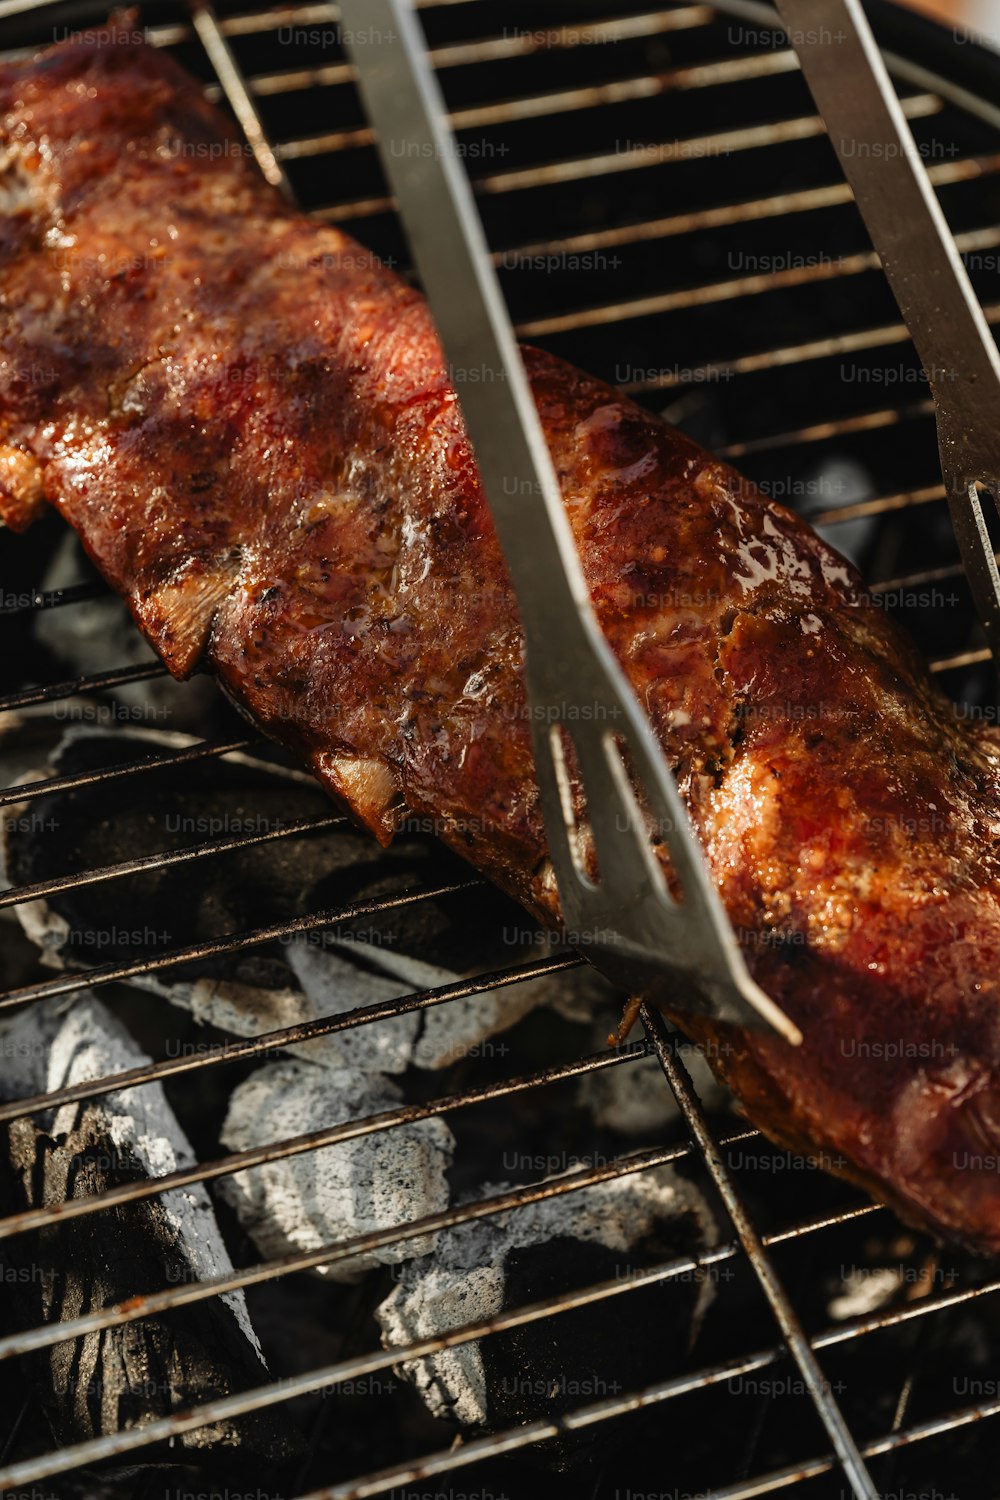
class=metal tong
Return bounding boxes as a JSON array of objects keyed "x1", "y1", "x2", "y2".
[
  {"x1": 339, "y1": 0, "x2": 801, "y2": 1045},
  {"x1": 773, "y1": 0, "x2": 1000, "y2": 666}
]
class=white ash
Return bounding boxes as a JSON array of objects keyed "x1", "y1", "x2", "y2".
[
  {"x1": 579, "y1": 1041, "x2": 731, "y2": 1135},
  {"x1": 283, "y1": 937, "x2": 422, "y2": 1071},
  {"x1": 317, "y1": 936, "x2": 585, "y2": 1071},
  {"x1": 827, "y1": 1267, "x2": 903, "y2": 1322},
  {"x1": 218, "y1": 1056, "x2": 455, "y2": 1282},
  {"x1": 376, "y1": 1167, "x2": 716, "y2": 1428},
  {"x1": 0, "y1": 991, "x2": 261, "y2": 1358},
  {"x1": 578, "y1": 1052, "x2": 682, "y2": 1137}
]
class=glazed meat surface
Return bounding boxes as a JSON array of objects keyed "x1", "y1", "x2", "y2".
[{"x1": 4, "y1": 30, "x2": 1000, "y2": 1252}]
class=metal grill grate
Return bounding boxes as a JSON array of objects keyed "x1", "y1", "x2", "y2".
[{"x1": 1, "y1": 2, "x2": 1000, "y2": 1496}]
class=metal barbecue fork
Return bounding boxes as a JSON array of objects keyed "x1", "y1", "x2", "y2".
[
  {"x1": 339, "y1": 0, "x2": 800, "y2": 1044},
  {"x1": 773, "y1": 0, "x2": 1000, "y2": 668}
]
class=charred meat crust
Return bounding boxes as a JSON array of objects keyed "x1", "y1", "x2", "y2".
[{"x1": 5, "y1": 29, "x2": 1000, "y2": 1253}]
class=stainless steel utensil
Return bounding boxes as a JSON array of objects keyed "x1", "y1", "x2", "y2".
[
  {"x1": 774, "y1": 0, "x2": 1000, "y2": 667},
  {"x1": 338, "y1": 0, "x2": 801, "y2": 1044}
]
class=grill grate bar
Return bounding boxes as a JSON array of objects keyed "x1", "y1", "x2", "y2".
[
  {"x1": 931, "y1": 646, "x2": 991, "y2": 673},
  {"x1": 0, "y1": 0, "x2": 473, "y2": 29},
  {"x1": 295, "y1": 1270, "x2": 1000, "y2": 1500},
  {"x1": 0, "y1": 2, "x2": 993, "y2": 1491},
  {"x1": 0, "y1": 811, "x2": 346, "y2": 912},
  {"x1": 191, "y1": 0, "x2": 295, "y2": 196},
  {"x1": 0, "y1": 878, "x2": 482, "y2": 1013},
  {"x1": 6, "y1": 1180, "x2": 991, "y2": 1496},
  {"x1": 316, "y1": 129, "x2": 972, "y2": 233},
  {"x1": 495, "y1": 153, "x2": 1000, "y2": 265},
  {"x1": 0, "y1": 1195, "x2": 889, "y2": 1456},
  {"x1": 0, "y1": 4, "x2": 744, "y2": 76},
  {"x1": 624, "y1": 297, "x2": 1000, "y2": 393},
  {"x1": 0, "y1": 660, "x2": 167, "y2": 713},
  {"x1": 518, "y1": 250, "x2": 878, "y2": 336},
  {"x1": 277, "y1": 50, "x2": 802, "y2": 158},
  {"x1": 140, "y1": 0, "x2": 603, "y2": 49},
  {"x1": 294, "y1": 1291, "x2": 1000, "y2": 1500},
  {"x1": 0, "y1": 735, "x2": 259, "y2": 810},
  {"x1": 810, "y1": 485, "x2": 944, "y2": 528},
  {"x1": 471, "y1": 93, "x2": 941, "y2": 196},
  {"x1": 0, "y1": 1193, "x2": 905, "y2": 1492},
  {"x1": 0, "y1": 581, "x2": 109, "y2": 617},
  {"x1": 248, "y1": 7, "x2": 715, "y2": 94},
  {"x1": 722, "y1": 399, "x2": 931, "y2": 458},
  {"x1": 708, "y1": 1399, "x2": 1000, "y2": 1500},
  {"x1": 870, "y1": 558, "x2": 984, "y2": 593},
  {"x1": 0, "y1": 1134, "x2": 763, "y2": 1360},
  {"x1": 0, "y1": 1040, "x2": 651, "y2": 1241},
  {"x1": 516, "y1": 224, "x2": 1000, "y2": 339},
  {"x1": 640, "y1": 1004, "x2": 878, "y2": 1497},
  {"x1": 311, "y1": 192, "x2": 395, "y2": 222},
  {"x1": 0, "y1": 953, "x2": 584, "y2": 1124}
]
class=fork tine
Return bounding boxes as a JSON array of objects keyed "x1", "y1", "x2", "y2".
[{"x1": 944, "y1": 477, "x2": 1000, "y2": 672}]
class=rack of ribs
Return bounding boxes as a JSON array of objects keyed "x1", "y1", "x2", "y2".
[{"x1": 3, "y1": 27, "x2": 1000, "y2": 1252}]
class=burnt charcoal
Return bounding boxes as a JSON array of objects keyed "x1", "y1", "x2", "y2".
[
  {"x1": 0, "y1": 993, "x2": 302, "y2": 1481},
  {"x1": 377, "y1": 1169, "x2": 716, "y2": 1471},
  {"x1": 219, "y1": 1056, "x2": 455, "y2": 1282}
]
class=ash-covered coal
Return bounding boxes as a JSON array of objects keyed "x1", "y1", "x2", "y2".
[
  {"x1": 0, "y1": 991, "x2": 301, "y2": 1477},
  {"x1": 219, "y1": 1057, "x2": 455, "y2": 1281},
  {"x1": 377, "y1": 1167, "x2": 716, "y2": 1466},
  {"x1": 0, "y1": 714, "x2": 728, "y2": 1491}
]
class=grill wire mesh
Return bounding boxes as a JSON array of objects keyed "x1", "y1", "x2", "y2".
[{"x1": 1, "y1": 0, "x2": 1000, "y2": 1495}]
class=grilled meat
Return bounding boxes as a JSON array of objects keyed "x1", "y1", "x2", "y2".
[{"x1": 4, "y1": 29, "x2": 1000, "y2": 1253}]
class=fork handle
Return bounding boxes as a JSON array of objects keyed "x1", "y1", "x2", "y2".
[
  {"x1": 774, "y1": 0, "x2": 1000, "y2": 664},
  {"x1": 773, "y1": 0, "x2": 1000, "y2": 398}
]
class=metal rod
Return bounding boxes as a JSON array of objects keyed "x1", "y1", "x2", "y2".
[
  {"x1": 640, "y1": 1004, "x2": 879, "y2": 1500},
  {"x1": 492, "y1": 154, "x2": 1000, "y2": 267},
  {"x1": 278, "y1": 49, "x2": 801, "y2": 160},
  {"x1": 722, "y1": 399, "x2": 933, "y2": 459},
  {"x1": 299, "y1": 1372, "x2": 1000, "y2": 1500},
  {"x1": 190, "y1": 0, "x2": 296, "y2": 199},
  {"x1": 0, "y1": 878, "x2": 482, "y2": 1013},
  {"x1": 8, "y1": 1197, "x2": 989, "y2": 1497},
  {"x1": 931, "y1": 645, "x2": 992, "y2": 673},
  {"x1": 0, "y1": 3, "x2": 990, "y2": 1492},
  {"x1": 706, "y1": 1397, "x2": 1000, "y2": 1499},
  {"x1": 0, "y1": 812, "x2": 345, "y2": 911},
  {"x1": 0, "y1": 1135, "x2": 726, "y2": 1359},
  {"x1": 0, "y1": 661, "x2": 166, "y2": 713},
  {"x1": 0, "y1": 1041, "x2": 649, "y2": 1240},
  {"x1": 0, "y1": 737, "x2": 263, "y2": 809},
  {"x1": 515, "y1": 222, "x2": 1000, "y2": 339},
  {"x1": 473, "y1": 95, "x2": 941, "y2": 196},
  {"x1": 811, "y1": 486, "x2": 945, "y2": 528},
  {"x1": 0, "y1": 1165, "x2": 871, "y2": 1368},
  {"x1": 0, "y1": 581, "x2": 108, "y2": 616},
  {"x1": 622, "y1": 297, "x2": 1000, "y2": 394},
  {"x1": 307, "y1": 101, "x2": 957, "y2": 229},
  {"x1": 247, "y1": 7, "x2": 714, "y2": 93},
  {"x1": 0, "y1": 954, "x2": 583, "y2": 1123}
]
